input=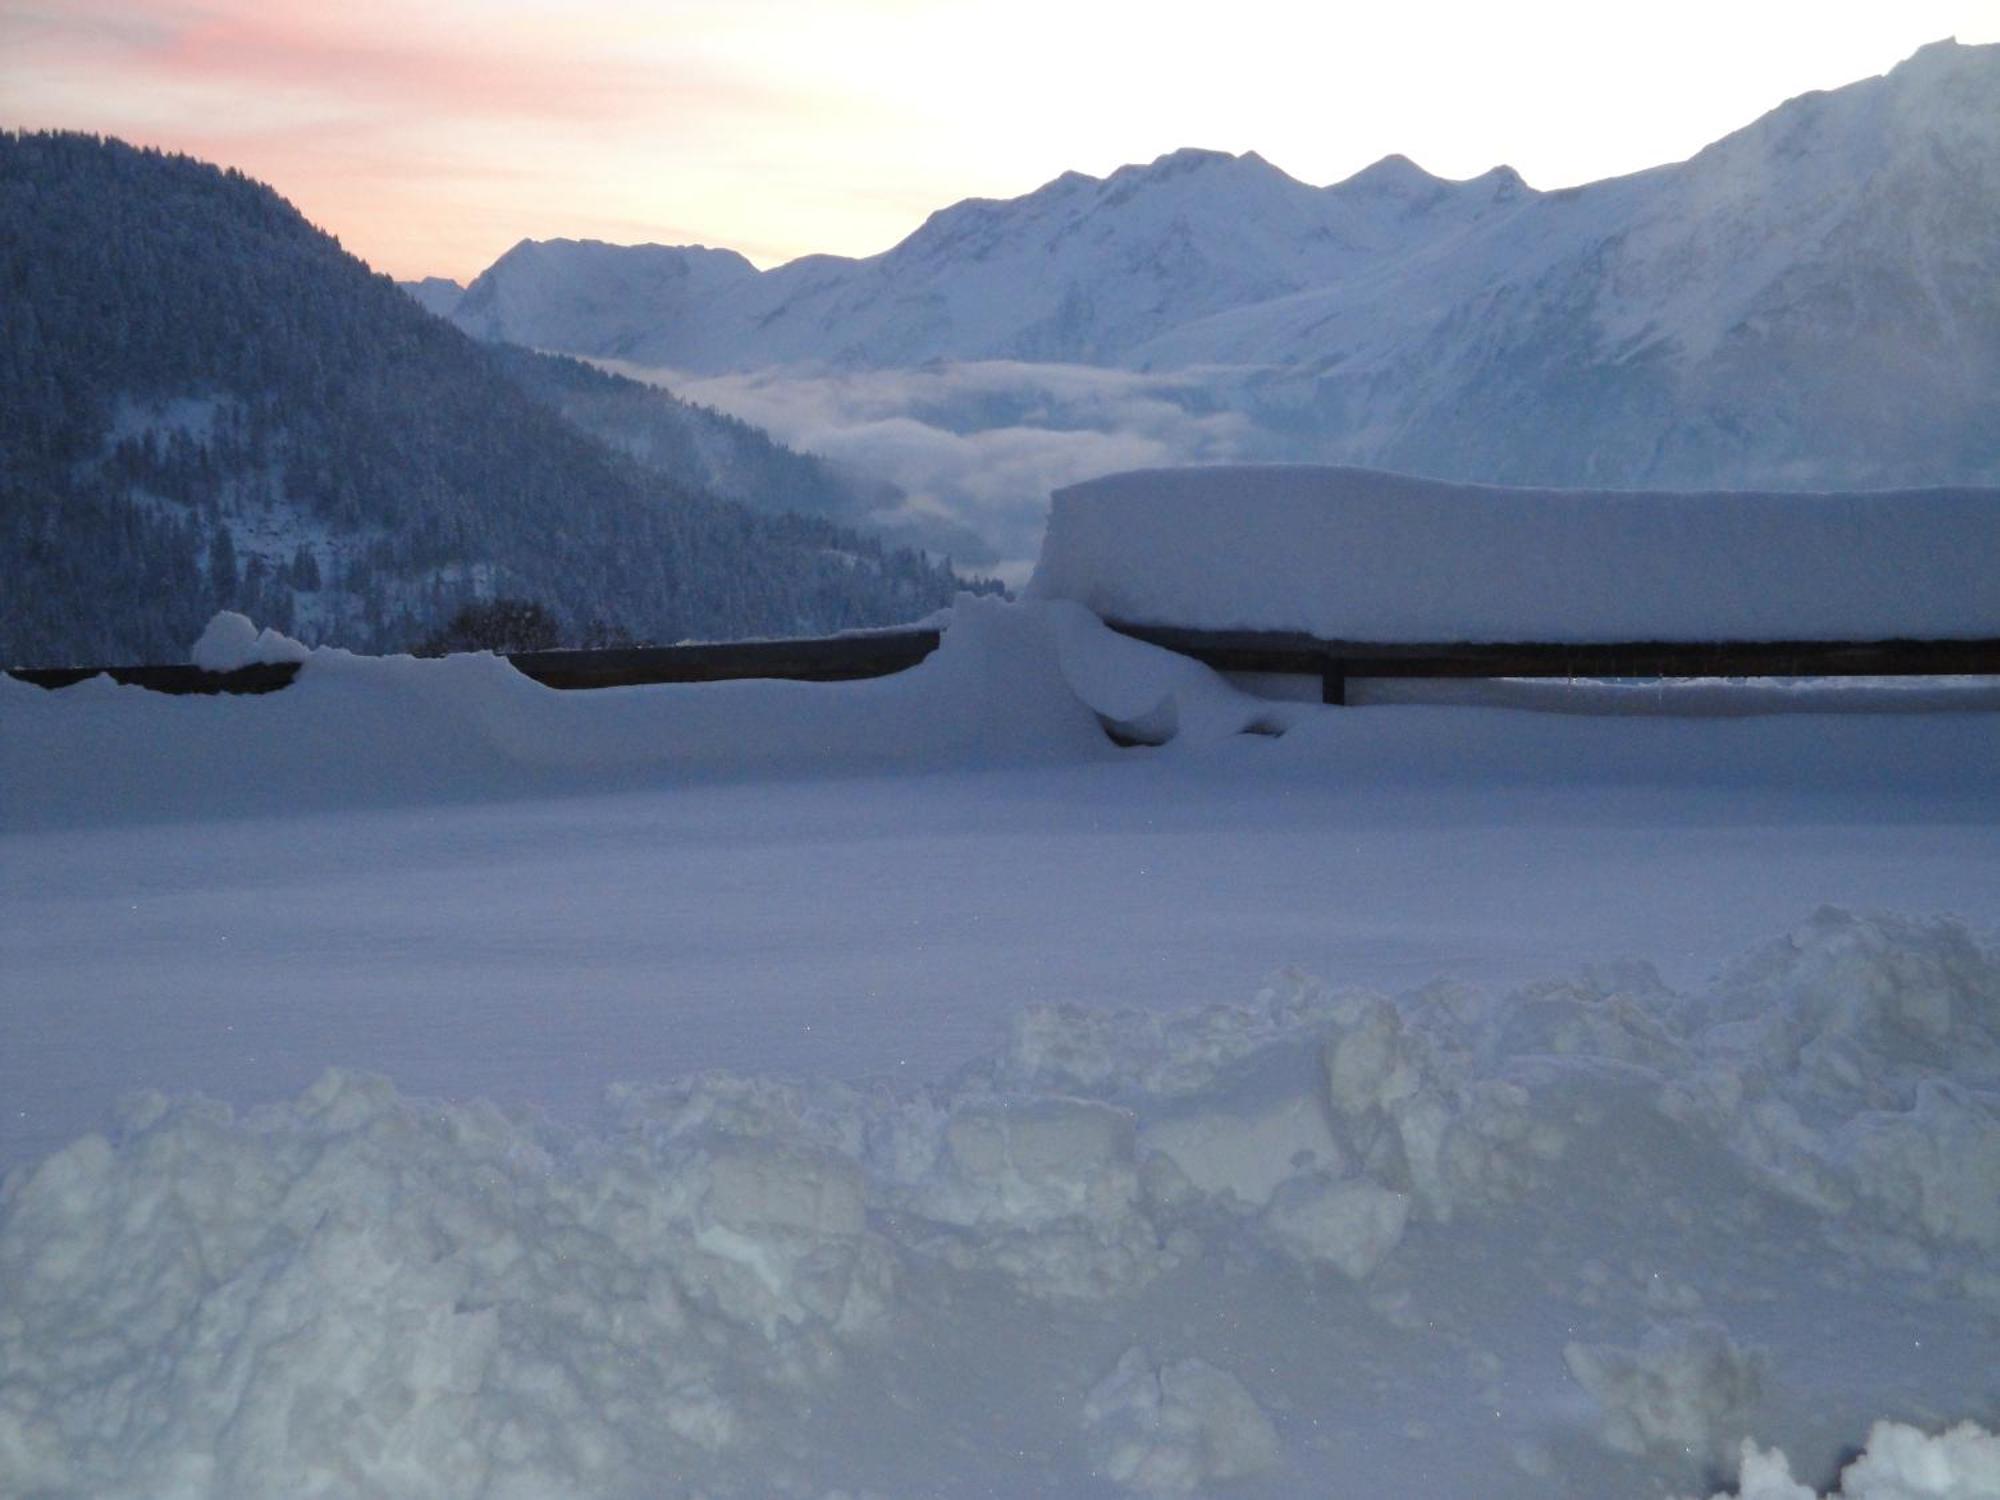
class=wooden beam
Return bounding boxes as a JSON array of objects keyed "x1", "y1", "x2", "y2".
[
  {"x1": 10, "y1": 624, "x2": 1995, "y2": 701},
  {"x1": 504, "y1": 631, "x2": 942, "y2": 689},
  {"x1": 6, "y1": 661, "x2": 303, "y2": 695},
  {"x1": 1105, "y1": 623, "x2": 2000, "y2": 684},
  {"x1": 7, "y1": 631, "x2": 944, "y2": 696}
]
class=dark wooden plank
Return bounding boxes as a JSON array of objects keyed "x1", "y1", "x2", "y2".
[
  {"x1": 1105, "y1": 623, "x2": 2000, "y2": 682},
  {"x1": 505, "y1": 630, "x2": 942, "y2": 689},
  {"x1": 7, "y1": 632, "x2": 943, "y2": 697},
  {"x1": 13, "y1": 625, "x2": 1994, "y2": 701},
  {"x1": 7, "y1": 662, "x2": 302, "y2": 695}
]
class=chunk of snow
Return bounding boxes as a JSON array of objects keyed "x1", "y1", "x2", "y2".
[
  {"x1": 1141, "y1": 1077, "x2": 1343, "y2": 1211},
  {"x1": 1695, "y1": 1421, "x2": 2000, "y2": 1500},
  {"x1": 0, "y1": 1069, "x2": 898, "y2": 1494},
  {"x1": 1046, "y1": 598, "x2": 1297, "y2": 747},
  {"x1": 1137, "y1": 1040, "x2": 1342, "y2": 1210},
  {"x1": 1565, "y1": 1321, "x2": 1768, "y2": 1473},
  {"x1": 936, "y1": 1097, "x2": 1140, "y2": 1229},
  {"x1": 1082, "y1": 1347, "x2": 1282, "y2": 1496},
  {"x1": 1030, "y1": 466, "x2": 2000, "y2": 643},
  {"x1": 1662, "y1": 910, "x2": 2000, "y2": 1250},
  {"x1": 703, "y1": 1138, "x2": 867, "y2": 1242},
  {"x1": 189, "y1": 611, "x2": 310, "y2": 670},
  {"x1": 1258, "y1": 1172, "x2": 1410, "y2": 1279}
]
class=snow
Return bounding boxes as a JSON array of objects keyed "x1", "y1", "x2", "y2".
[
  {"x1": 188, "y1": 611, "x2": 311, "y2": 671},
  {"x1": 3, "y1": 596, "x2": 1997, "y2": 1496},
  {"x1": 450, "y1": 146, "x2": 1525, "y2": 374},
  {"x1": 1699, "y1": 1422, "x2": 2000, "y2": 1499},
  {"x1": 1032, "y1": 466, "x2": 2000, "y2": 643},
  {"x1": 1565, "y1": 1322, "x2": 1769, "y2": 1471},
  {"x1": 1082, "y1": 1348, "x2": 1283, "y2": 1495}
]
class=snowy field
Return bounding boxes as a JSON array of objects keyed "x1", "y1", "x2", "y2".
[{"x1": 5, "y1": 569, "x2": 1999, "y2": 1495}]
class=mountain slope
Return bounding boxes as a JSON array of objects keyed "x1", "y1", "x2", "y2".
[
  {"x1": 483, "y1": 344, "x2": 890, "y2": 527},
  {"x1": 450, "y1": 39, "x2": 2000, "y2": 492},
  {"x1": 397, "y1": 276, "x2": 464, "y2": 318},
  {"x1": 0, "y1": 133, "x2": 982, "y2": 666},
  {"x1": 1133, "y1": 38, "x2": 2000, "y2": 488}
]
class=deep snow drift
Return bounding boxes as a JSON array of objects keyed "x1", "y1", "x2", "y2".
[
  {"x1": 1032, "y1": 467, "x2": 2000, "y2": 642},
  {"x1": 3, "y1": 596, "x2": 1997, "y2": 1497}
]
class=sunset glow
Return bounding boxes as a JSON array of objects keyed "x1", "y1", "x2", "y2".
[{"x1": 5, "y1": 0, "x2": 1997, "y2": 280}]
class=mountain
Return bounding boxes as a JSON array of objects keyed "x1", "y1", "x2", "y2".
[
  {"x1": 454, "y1": 147, "x2": 1528, "y2": 372},
  {"x1": 481, "y1": 344, "x2": 891, "y2": 528},
  {"x1": 450, "y1": 39, "x2": 2000, "y2": 493},
  {"x1": 397, "y1": 276, "x2": 464, "y2": 318},
  {"x1": 0, "y1": 133, "x2": 985, "y2": 667},
  {"x1": 1133, "y1": 39, "x2": 2000, "y2": 488},
  {"x1": 454, "y1": 240, "x2": 759, "y2": 365},
  {"x1": 396, "y1": 274, "x2": 904, "y2": 536}
]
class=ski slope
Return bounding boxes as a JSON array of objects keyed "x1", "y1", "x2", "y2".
[{"x1": 3, "y1": 597, "x2": 1997, "y2": 1498}]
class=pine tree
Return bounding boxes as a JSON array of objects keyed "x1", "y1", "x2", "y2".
[{"x1": 206, "y1": 525, "x2": 237, "y2": 595}]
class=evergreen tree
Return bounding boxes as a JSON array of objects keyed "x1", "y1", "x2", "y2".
[{"x1": 206, "y1": 526, "x2": 237, "y2": 594}]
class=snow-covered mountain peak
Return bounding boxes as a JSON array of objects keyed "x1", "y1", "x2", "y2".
[
  {"x1": 454, "y1": 237, "x2": 757, "y2": 356},
  {"x1": 487, "y1": 236, "x2": 757, "y2": 277},
  {"x1": 1892, "y1": 34, "x2": 1987, "y2": 75},
  {"x1": 1087, "y1": 146, "x2": 1303, "y2": 210},
  {"x1": 1584, "y1": 35, "x2": 2000, "y2": 370},
  {"x1": 1880, "y1": 36, "x2": 2000, "y2": 146},
  {"x1": 1123, "y1": 145, "x2": 1247, "y2": 178},
  {"x1": 1472, "y1": 164, "x2": 1531, "y2": 200},
  {"x1": 1335, "y1": 153, "x2": 1446, "y2": 198},
  {"x1": 1322, "y1": 154, "x2": 1535, "y2": 227}
]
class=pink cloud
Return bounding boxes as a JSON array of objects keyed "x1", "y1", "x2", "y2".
[
  {"x1": 7, "y1": 0, "x2": 797, "y2": 127},
  {"x1": 0, "y1": 0, "x2": 878, "y2": 278}
]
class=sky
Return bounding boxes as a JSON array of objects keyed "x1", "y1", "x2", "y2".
[{"x1": 4, "y1": 0, "x2": 1997, "y2": 282}]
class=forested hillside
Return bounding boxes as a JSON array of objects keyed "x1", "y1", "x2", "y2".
[
  {"x1": 485, "y1": 345, "x2": 889, "y2": 527},
  {"x1": 0, "y1": 132, "x2": 982, "y2": 665}
]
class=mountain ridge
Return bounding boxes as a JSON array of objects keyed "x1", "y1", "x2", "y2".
[
  {"x1": 446, "y1": 39, "x2": 2000, "y2": 495},
  {"x1": 453, "y1": 138, "x2": 1535, "y2": 371}
]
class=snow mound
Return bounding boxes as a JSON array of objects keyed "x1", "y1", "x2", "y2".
[
  {"x1": 1565, "y1": 1320, "x2": 1768, "y2": 1472},
  {"x1": 1695, "y1": 1422, "x2": 2000, "y2": 1500},
  {"x1": 11, "y1": 596, "x2": 1997, "y2": 834},
  {"x1": 3, "y1": 911, "x2": 1995, "y2": 1495},
  {"x1": 1082, "y1": 1347, "x2": 1282, "y2": 1496},
  {"x1": 0, "y1": 1070, "x2": 893, "y2": 1496},
  {"x1": 1030, "y1": 466, "x2": 2000, "y2": 643},
  {"x1": 189, "y1": 610, "x2": 310, "y2": 670},
  {"x1": 8, "y1": 597, "x2": 1117, "y2": 828},
  {"x1": 1663, "y1": 909, "x2": 2000, "y2": 1252},
  {"x1": 1046, "y1": 600, "x2": 1296, "y2": 748}
]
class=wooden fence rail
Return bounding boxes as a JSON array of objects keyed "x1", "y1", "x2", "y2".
[
  {"x1": 1104, "y1": 625, "x2": 2000, "y2": 705},
  {"x1": 8, "y1": 626, "x2": 1998, "y2": 703},
  {"x1": 4, "y1": 631, "x2": 946, "y2": 697}
]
